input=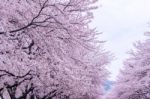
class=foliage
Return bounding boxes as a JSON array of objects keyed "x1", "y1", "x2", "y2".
[{"x1": 0, "y1": 0, "x2": 110, "y2": 99}]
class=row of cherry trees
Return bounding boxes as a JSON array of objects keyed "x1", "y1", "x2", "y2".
[
  {"x1": 106, "y1": 34, "x2": 150, "y2": 99},
  {"x1": 0, "y1": 0, "x2": 111, "y2": 99},
  {"x1": 1, "y1": 0, "x2": 150, "y2": 99}
]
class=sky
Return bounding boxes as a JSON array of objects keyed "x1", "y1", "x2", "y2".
[{"x1": 91, "y1": 0, "x2": 150, "y2": 81}]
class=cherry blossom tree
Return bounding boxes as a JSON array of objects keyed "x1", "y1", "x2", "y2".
[
  {"x1": 106, "y1": 35, "x2": 150, "y2": 99},
  {"x1": 0, "y1": 0, "x2": 110, "y2": 99}
]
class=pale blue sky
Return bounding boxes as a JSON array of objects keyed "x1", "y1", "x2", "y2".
[{"x1": 91, "y1": 0, "x2": 150, "y2": 81}]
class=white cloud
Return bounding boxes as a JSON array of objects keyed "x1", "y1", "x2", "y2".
[{"x1": 91, "y1": 0, "x2": 150, "y2": 80}]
